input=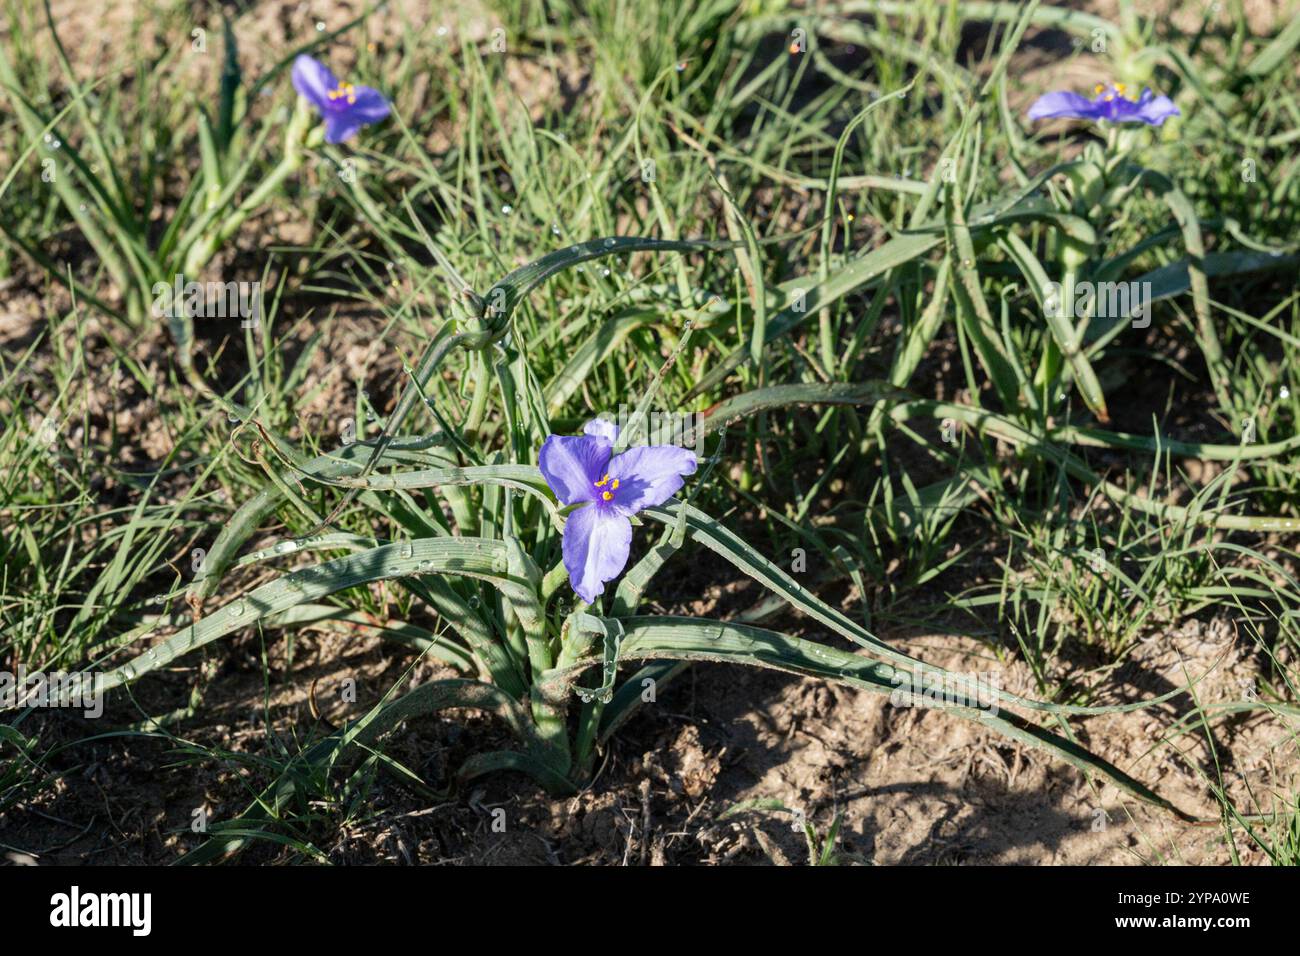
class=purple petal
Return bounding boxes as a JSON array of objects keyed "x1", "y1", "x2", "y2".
[
  {"x1": 563, "y1": 504, "x2": 632, "y2": 604},
  {"x1": 1026, "y1": 91, "x2": 1100, "y2": 121},
  {"x1": 323, "y1": 114, "x2": 363, "y2": 144},
  {"x1": 292, "y1": 55, "x2": 337, "y2": 110},
  {"x1": 605, "y1": 444, "x2": 697, "y2": 514},
  {"x1": 347, "y1": 85, "x2": 391, "y2": 123},
  {"x1": 583, "y1": 417, "x2": 620, "y2": 443},
  {"x1": 539, "y1": 435, "x2": 611, "y2": 506},
  {"x1": 1134, "y1": 91, "x2": 1179, "y2": 126}
]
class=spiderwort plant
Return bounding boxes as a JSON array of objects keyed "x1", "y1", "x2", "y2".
[
  {"x1": 61, "y1": 228, "x2": 1189, "y2": 862},
  {"x1": 539, "y1": 419, "x2": 697, "y2": 603},
  {"x1": 1020, "y1": 81, "x2": 1193, "y2": 421},
  {"x1": 172, "y1": 52, "x2": 389, "y2": 395},
  {"x1": 0, "y1": 21, "x2": 393, "y2": 397},
  {"x1": 181, "y1": 58, "x2": 391, "y2": 281}
]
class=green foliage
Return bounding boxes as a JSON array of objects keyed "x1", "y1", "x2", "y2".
[{"x1": 3, "y1": 0, "x2": 1299, "y2": 863}]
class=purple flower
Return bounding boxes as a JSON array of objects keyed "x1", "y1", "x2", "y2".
[
  {"x1": 539, "y1": 419, "x2": 698, "y2": 604},
  {"x1": 291, "y1": 54, "x2": 391, "y2": 144},
  {"x1": 1027, "y1": 83, "x2": 1179, "y2": 126}
]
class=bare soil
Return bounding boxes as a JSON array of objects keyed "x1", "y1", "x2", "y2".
[{"x1": 6, "y1": 608, "x2": 1291, "y2": 865}]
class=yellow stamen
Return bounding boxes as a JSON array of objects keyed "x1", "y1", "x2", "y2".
[
  {"x1": 594, "y1": 473, "x2": 610, "y2": 487},
  {"x1": 1094, "y1": 84, "x2": 1106, "y2": 95},
  {"x1": 602, "y1": 491, "x2": 613, "y2": 501},
  {"x1": 611, "y1": 479, "x2": 619, "y2": 490},
  {"x1": 327, "y1": 82, "x2": 358, "y2": 105}
]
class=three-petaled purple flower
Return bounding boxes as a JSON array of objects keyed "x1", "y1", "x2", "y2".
[
  {"x1": 539, "y1": 419, "x2": 697, "y2": 604},
  {"x1": 291, "y1": 54, "x2": 391, "y2": 144},
  {"x1": 1027, "y1": 83, "x2": 1179, "y2": 126}
]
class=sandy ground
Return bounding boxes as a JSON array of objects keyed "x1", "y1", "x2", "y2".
[{"x1": 6, "y1": 605, "x2": 1294, "y2": 864}]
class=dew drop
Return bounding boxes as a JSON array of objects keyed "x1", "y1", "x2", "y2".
[
  {"x1": 603, "y1": 238, "x2": 616, "y2": 247},
  {"x1": 501, "y1": 204, "x2": 513, "y2": 215},
  {"x1": 1281, "y1": 386, "x2": 1291, "y2": 399},
  {"x1": 230, "y1": 600, "x2": 247, "y2": 617},
  {"x1": 315, "y1": 21, "x2": 326, "y2": 31}
]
